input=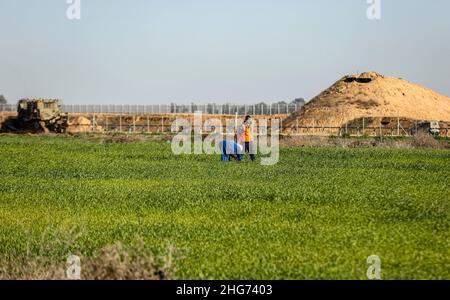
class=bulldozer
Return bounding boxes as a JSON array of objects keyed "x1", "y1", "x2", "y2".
[{"x1": 1, "y1": 99, "x2": 69, "y2": 133}]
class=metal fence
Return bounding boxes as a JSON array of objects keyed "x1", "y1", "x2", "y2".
[
  {"x1": 0, "y1": 104, "x2": 14, "y2": 112},
  {"x1": 58, "y1": 114, "x2": 449, "y2": 137},
  {"x1": 1, "y1": 103, "x2": 448, "y2": 137},
  {"x1": 0, "y1": 103, "x2": 301, "y2": 115}
]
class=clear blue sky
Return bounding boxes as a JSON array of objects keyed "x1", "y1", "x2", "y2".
[{"x1": 0, "y1": 0, "x2": 449, "y2": 105}]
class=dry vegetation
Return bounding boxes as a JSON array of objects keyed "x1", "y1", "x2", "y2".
[
  {"x1": 0, "y1": 229, "x2": 177, "y2": 280},
  {"x1": 280, "y1": 133, "x2": 450, "y2": 150}
]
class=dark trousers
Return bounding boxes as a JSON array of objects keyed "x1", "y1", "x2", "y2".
[{"x1": 245, "y1": 142, "x2": 255, "y2": 161}]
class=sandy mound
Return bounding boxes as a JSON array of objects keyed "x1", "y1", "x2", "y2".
[
  {"x1": 283, "y1": 72, "x2": 450, "y2": 130},
  {"x1": 68, "y1": 116, "x2": 103, "y2": 133}
]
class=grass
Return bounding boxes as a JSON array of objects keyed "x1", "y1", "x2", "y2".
[{"x1": 0, "y1": 135, "x2": 449, "y2": 279}]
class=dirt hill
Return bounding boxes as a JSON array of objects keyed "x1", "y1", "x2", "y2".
[{"x1": 283, "y1": 72, "x2": 450, "y2": 130}]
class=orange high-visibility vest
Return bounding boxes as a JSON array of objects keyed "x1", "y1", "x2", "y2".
[{"x1": 244, "y1": 125, "x2": 253, "y2": 142}]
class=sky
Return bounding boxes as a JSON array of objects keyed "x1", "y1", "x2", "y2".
[{"x1": 0, "y1": 0, "x2": 449, "y2": 105}]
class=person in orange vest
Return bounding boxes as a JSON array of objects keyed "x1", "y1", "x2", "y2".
[{"x1": 242, "y1": 115, "x2": 255, "y2": 161}]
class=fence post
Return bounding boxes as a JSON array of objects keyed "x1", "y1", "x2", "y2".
[
  {"x1": 362, "y1": 118, "x2": 365, "y2": 136},
  {"x1": 161, "y1": 116, "x2": 164, "y2": 133},
  {"x1": 119, "y1": 114, "x2": 122, "y2": 133},
  {"x1": 147, "y1": 115, "x2": 150, "y2": 133},
  {"x1": 380, "y1": 120, "x2": 382, "y2": 140}
]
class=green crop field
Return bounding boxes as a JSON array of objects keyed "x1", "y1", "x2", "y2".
[{"x1": 0, "y1": 135, "x2": 449, "y2": 279}]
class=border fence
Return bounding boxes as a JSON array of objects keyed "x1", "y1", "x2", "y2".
[
  {"x1": 63, "y1": 115, "x2": 450, "y2": 137},
  {"x1": 0, "y1": 103, "x2": 301, "y2": 115},
  {"x1": 0, "y1": 103, "x2": 448, "y2": 137}
]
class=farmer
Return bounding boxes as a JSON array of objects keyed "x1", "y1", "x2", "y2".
[
  {"x1": 219, "y1": 139, "x2": 243, "y2": 162},
  {"x1": 239, "y1": 115, "x2": 255, "y2": 161}
]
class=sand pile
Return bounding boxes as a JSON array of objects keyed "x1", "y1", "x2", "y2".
[
  {"x1": 68, "y1": 116, "x2": 103, "y2": 133},
  {"x1": 283, "y1": 72, "x2": 450, "y2": 130}
]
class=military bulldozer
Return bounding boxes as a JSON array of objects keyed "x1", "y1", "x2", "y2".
[{"x1": 1, "y1": 99, "x2": 69, "y2": 133}]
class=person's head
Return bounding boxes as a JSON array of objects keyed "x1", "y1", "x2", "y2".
[{"x1": 244, "y1": 115, "x2": 252, "y2": 124}]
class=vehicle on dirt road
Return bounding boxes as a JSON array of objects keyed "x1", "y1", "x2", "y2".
[
  {"x1": 411, "y1": 121, "x2": 441, "y2": 136},
  {"x1": 1, "y1": 99, "x2": 69, "y2": 133}
]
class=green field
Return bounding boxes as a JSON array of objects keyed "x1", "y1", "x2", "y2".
[{"x1": 0, "y1": 135, "x2": 449, "y2": 279}]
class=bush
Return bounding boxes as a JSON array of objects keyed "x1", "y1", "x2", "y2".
[{"x1": 411, "y1": 132, "x2": 440, "y2": 149}]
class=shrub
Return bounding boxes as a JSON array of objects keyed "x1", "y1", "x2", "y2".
[{"x1": 411, "y1": 132, "x2": 440, "y2": 149}]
